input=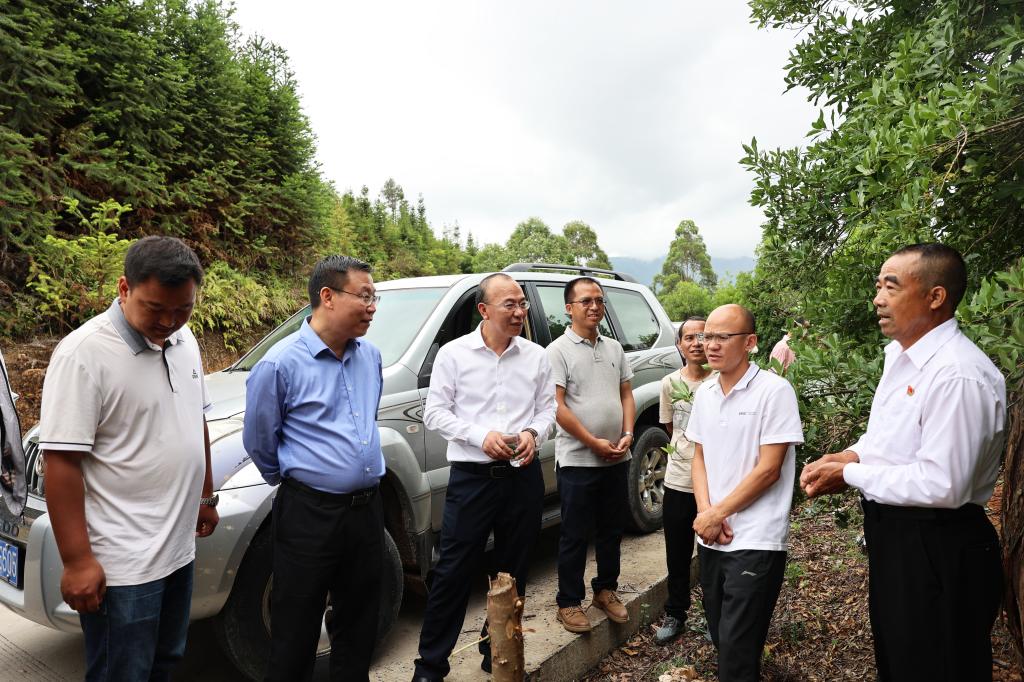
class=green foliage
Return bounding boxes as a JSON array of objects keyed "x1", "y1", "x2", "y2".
[
  {"x1": 188, "y1": 261, "x2": 301, "y2": 351},
  {"x1": 26, "y1": 199, "x2": 135, "y2": 331},
  {"x1": 741, "y1": 0, "x2": 1024, "y2": 465},
  {"x1": 654, "y1": 220, "x2": 718, "y2": 292},
  {"x1": 469, "y1": 218, "x2": 614, "y2": 273},
  {"x1": 658, "y1": 278, "x2": 712, "y2": 320}
]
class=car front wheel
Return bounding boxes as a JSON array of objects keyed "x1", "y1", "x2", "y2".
[{"x1": 213, "y1": 523, "x2": 404, "y2": 681}]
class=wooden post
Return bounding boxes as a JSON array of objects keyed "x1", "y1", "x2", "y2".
[{"x1": 486, "y1": 571, "x2": 525, "y2": 681}]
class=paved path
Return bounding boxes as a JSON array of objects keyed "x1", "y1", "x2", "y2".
[{"x1": 0, "y1": 528, "x2": 671, "y2": 681}]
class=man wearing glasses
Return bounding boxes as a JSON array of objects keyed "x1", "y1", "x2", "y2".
[
  {"x1": 686, "y1": 304, "x2": 803, "y2": 682},
  {"x1": 243, "y1": 255, "x2": 385, "y2": 681},
  {"x1": 412, "y1": 273, "x2": 556, "y2": 681},
  {"x1": 546, "y1": 277, "x2": 635, "y2": 633}
]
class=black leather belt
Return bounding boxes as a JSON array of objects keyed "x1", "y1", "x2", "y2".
[
  {"x1": 283, "y1": 477, "x2": 379, "y2": 506},
  {"x1": 451, "y1": 460, "x2": 525, "y2": 479},
  {"x1": 861, "y1": 498, "x2": 985, "y2": 523}
]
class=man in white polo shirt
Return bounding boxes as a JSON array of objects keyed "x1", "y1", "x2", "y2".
[
  {"x1": 686, "y1": 304, "x2": 803, "y2": 682},
  {"x1": 39, "y1": 236, "x2": 218, "y2": 681},
  {"x1": 801, "y1": 244, "x2": 1004, "y2": 680}
]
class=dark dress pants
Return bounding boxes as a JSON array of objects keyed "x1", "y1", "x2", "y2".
[
  {"x1": 413, "y1": 458, "x2": 544, "y2": 679},
  {"x1": 662, "y1": 487, "x2": 698, "y2": 620},
  {"x1": 698, "y1": 546, "x2": 786, "y2": 682},
  {"x1": 862, "y1": 499, "x2": 1002, "y2": 682},
  {"x1": 266, "y1": 479, "x2": 384, "y2": 682},
  {"x1": 555, "y1": 461, "x2": 628, "y2": 607}
]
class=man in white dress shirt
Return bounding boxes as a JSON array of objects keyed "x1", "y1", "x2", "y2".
[
  {"x1": 801, "y1": 243, "x2": 1005, "y2": 681},
  {"x1": 412, "y1": 273, "x2": 556, "y2": 681}
]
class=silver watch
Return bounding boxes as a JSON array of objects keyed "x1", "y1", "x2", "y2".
[{"x1": 200, "y1": 494, "x2": 219, "y2": 508}]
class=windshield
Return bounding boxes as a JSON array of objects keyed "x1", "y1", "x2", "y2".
[{"x1": 232, "y1": 287, "x2": 447, "y2": 370}]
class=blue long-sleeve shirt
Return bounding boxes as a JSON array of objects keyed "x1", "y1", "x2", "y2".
[{"x1": 242, "y1": 318, "x2": 384, "y2": 493}]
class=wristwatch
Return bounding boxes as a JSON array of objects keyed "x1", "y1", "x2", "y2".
[
  {"x1": 200, "y1": 494, "x2": 219, "y2": 508},
  {"x1": 523, "y1": 428, "x2": 539, "y2": 441},
  {"x1": 621, "y1": 431, "x2": 633, "y2": 438}
]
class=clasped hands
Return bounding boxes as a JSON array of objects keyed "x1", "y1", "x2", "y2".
[
  {"x1": 693, "y1": 507, "x2": 734, "y2": 546},
  {"x1": 800, "y1": 450, "x2": 858, "y2": 498},
  {"x1": 590, "y1": 433, "x2": 632, "y2": 461},
  {"x1": 482, "y1": 430, "x2": 537, "y2": 466}
]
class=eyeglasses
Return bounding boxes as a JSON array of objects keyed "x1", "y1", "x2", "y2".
[
  {"x1": 697, "y1": 331, "x2": 753, "y2": 345},
  {"x1": 487, "y1": 300, "x2": 531, "y2": 312},
  {"x1": 681, "y1": 334, "x2": 700, "y2": 343},
  {"x1": 568, "y1": 297, "x2": 606, "y2": 308},
  {"x1": 330, "y1": 288, "x2": 380, "y2": 307}
]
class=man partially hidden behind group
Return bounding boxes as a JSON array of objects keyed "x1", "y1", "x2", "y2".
[
  {"x1": 687, "y1": 304, "x2": 804, "y2": 682},
  {"x1": 547, "y1": 277, "x2": 636, "y2": 633},
  {"x1": 40, "y1": 236, "x2": 219, "y2": 681},
  {"x1": 412, "y1": 273, "x2": 555, "y2": 681},
  {"x1": 244, "y1": 255, "x2": 385, "y2": 682},
  {"x1": 802, "y1": 243, "x2": 1005, "y2": 681}
]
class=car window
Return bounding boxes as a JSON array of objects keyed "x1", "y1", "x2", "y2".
[
  {"x1": 534, "y1": 284, "x2": 613, "y2": 344},
  {"x1": 234, "y1": 287, "x2": 447, "y2": 369},
  {"x1": 605, "y1": 287, "x2": 661, "y2": 352}
]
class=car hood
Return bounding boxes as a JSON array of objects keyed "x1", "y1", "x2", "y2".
[{"x1": 203, "y1": 369, "x2": 248, "y2": 420}]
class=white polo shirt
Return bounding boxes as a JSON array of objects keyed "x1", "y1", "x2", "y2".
[
  {"x1": 39, "y1": 300, "x2": 210, "y2": 586},
  {"x1": 686, "y1": 363, "x2": 803, "y2": 552}
]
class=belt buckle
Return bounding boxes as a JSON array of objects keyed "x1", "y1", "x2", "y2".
[
  {"x1": 350, "y1": 488, "x2": 374, "y2": 506},
  {"x1": 489, "y1": 464, "x2": 511, "y2": 479}
]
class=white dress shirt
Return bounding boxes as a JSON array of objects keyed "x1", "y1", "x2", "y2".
[
  {"x1": 843, "y1": 318, "x2": 1006, "y2": 508},
  {"x1": 424, "y1": 325, "x2": 557, "y2": 464}
]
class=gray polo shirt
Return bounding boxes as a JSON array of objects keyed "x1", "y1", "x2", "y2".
[{"x1": 547, "y1": 327, "x2": 633, "y2": 467}]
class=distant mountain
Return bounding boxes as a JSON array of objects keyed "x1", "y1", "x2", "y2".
[{"x1": 610, "y1": 255, "x2": 755, "y2": 287}]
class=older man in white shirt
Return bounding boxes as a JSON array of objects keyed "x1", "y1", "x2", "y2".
[
  {"x1": 802, "y1": 243, "x2": 1005, "y2": 681},
  {"x1": 412, "y1": 273, "x2": 556, "y2": 682}
]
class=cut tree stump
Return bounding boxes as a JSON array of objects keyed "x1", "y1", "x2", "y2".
[{"x1": 487, "y1": 572, "x2": 525, "y2": 682}]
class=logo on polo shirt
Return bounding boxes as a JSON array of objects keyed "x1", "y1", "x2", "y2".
[{"x1": 192, "y1": 369, "x2": 199, "y2": 379}]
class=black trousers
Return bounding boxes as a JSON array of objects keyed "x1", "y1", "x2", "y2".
[
  {"x1": 266, "y1": 479, "x2": 384, "y2": 682},
  {"x1": 862, "y1": 499, "x2": 1002, "y2": 682},
  {"x1": 414, "y1": 459, "x2": 544, "y2": 679},
  {"x1": 698, "y1": 546, "x2": 786, "y2": 682},
  {"x1": 662, "y1": 487, "x2": 698, "y2": 620},
  {"x1": 555, "y1": 461, "x2": 629, "y2": 607}
]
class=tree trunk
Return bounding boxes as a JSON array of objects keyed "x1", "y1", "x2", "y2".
[
  {"x1": 1002, "y1": 395, "x2": 1024, "y2": 664},
  {"x1": 486, "y1": 572, "x2": 525, "y2": 682}
]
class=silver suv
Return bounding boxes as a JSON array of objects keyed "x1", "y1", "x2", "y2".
[{"x1": 1, "y1": 264, "x2": 679, "y2": 680}]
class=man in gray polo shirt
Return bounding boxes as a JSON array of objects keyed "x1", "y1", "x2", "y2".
[
  {"x1": 547, "y1": 276, "x2": 636, "y2": 633},
  {"x1": 39, "y1": 236, "x2": 218, "y2": 681}
]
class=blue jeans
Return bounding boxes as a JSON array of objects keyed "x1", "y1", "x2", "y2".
[{"x1": 80, "y1": 561, "x2": 194, "y2": 682}]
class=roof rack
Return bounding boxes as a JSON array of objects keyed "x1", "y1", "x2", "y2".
[{"x1": 501, "y1": 262, "x2": 637, "y2": 283}]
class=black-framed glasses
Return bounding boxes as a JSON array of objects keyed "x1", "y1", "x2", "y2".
[
  {"x1": 697, "y1": 331, "x2": 753, "y2": 345},
  {"x1": 568, "y1": 297, "x2": 606, "y2": 308},
  {"x1": 329, "y1": 288, "x2": 380, "y2": 307},
  {"x1": 487, "y1": 300, "x2": 531, "y2": 312}
]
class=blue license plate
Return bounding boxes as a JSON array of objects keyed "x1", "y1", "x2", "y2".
[{"x1": 0, "y1": 538, "x2": 21, "y2": 588}]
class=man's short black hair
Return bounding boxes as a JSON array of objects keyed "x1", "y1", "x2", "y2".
[
  {"x1": 124, "y1": 236, "x2": 204, "y2": 287},
  {"x1": 476, "y1": 273, "x2": 516, "y2": 306},
  {"x1": 563, "y1": 276, "x2": 603, "y2": 304},
  {"x1": 892, "y1": 242, "x2": 968, "y2": 309},
  {"x1": 677, "y1": 315, "x2": 706, "y2": 342},
  {"x1": 308, "y1": 255, "x2": 372, "y2": 309}
]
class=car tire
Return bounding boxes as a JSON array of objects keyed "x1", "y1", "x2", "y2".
[
  {"x1": 626, "y1": 425, "x2": 669, "y2": 533},
  {"x1": 213, "y1": 523, "x2": 404, "y2": 681}
]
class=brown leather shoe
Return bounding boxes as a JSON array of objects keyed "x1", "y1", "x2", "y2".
[
  {"x1": 557, "y1": 605, "x2": 593, "y2": 633},
  {"x1": 591, "y1": 589, "x2": 629, "y2": 623}
]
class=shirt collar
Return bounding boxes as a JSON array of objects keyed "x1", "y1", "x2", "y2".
[
  {"x1": 886, "y1": 317, "x2": 959, "y2": 370},
  {"x1": 470, "y1": 323, "x2": 522, "y2": 354},
  {"x1": 299, "y1": 317, "x2": 361, "y2": 360},
  {"x1": 712, "y1": 362, "x2": 761, "y2": 394},
  {"x1": 107, "y1": 299, "x2": 183, "y2": 355},
  {"x1": 563, "y1": 327, "x2": 603, "y2": 346}
]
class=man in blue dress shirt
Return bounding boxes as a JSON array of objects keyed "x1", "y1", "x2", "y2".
[{"x1": 243, "y1": 255, "x2": 384, "y2": 682}]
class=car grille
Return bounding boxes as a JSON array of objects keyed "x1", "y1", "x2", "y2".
[{"x1": 24, "y1": 438, "x2": 44, "y2": 497}]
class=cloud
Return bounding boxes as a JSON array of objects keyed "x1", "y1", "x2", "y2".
[{"x1": 231, "y1": 0, "x2": 816, "y2": 259}]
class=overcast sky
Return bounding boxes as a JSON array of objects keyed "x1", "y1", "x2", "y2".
[{"x1": 229, "y1": 1, "x2": 816, "y2": 260}]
